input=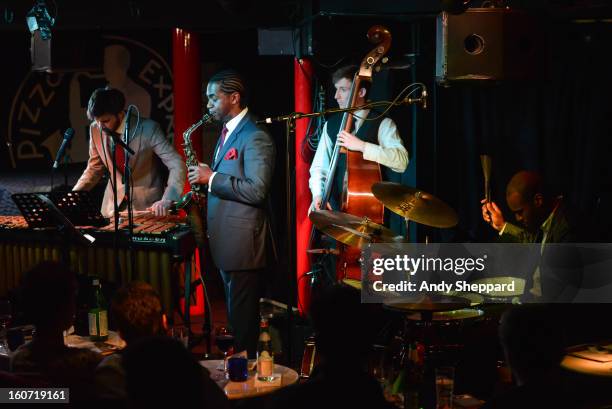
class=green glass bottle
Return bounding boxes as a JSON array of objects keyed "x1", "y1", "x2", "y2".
[{"x1": 88, "y1": 278, "x2": 108, "y2": 342}]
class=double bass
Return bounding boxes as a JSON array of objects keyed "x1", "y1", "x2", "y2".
[{"x1": 316, "y1": 25, "x2": 392, "y2": 282}]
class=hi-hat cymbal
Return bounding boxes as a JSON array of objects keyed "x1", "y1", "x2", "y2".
[
  {"x1": 309, "y1": 210, "x2": 403, "y2": 249},
  {"x1": 382, "y1": 293, "x2": 471, "y2": 312},
  {"x1": 371, "y1": 182, "x2": 459, "y2": 228}
]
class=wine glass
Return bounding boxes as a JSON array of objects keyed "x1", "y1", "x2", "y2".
[
  {"x1": 368, "y1": 344, "x2": 389, "y2": 390},
  {"x1": 0, "y1": 300, "x2": 13, "y2": 354},
  {"x1": 0, "y1": 300, "x2": 12, "y2": 330},
  {"x1": 215, "y1": 326, "x2": 235, "y2": 376}
]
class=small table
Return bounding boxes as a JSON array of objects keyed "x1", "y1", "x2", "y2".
[
  {"x1": 64, "y1": 330, "x2": 126, "y2": 355},
  {"x1": 562, "y1": 345, "x2": 612, "y2": 377},
  {"x1": 200, "y1": 359, "x2": 299, "y2": 400}
]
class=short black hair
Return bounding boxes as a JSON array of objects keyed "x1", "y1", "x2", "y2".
[
  {"x1": 87, "y1": 87, "x2": 125, "y2": 120},
  {"x1": 208, "y1": 69, "x2": 248, "y2": 107}
]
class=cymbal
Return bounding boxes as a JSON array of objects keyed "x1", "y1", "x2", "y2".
[
  {"x1": 309, "y1": 210, "x2": 402, "y2": 249},
  {"x1": 342, "y1": 278, "x2": 362, "y2": 291},
  {"x1": 371, "y1": 182, "x2": 459, "y2": 228},
  {"x1": 469, "y1": 277, "x2": 525, "y2": 298},
  {"x1": 406, "y1": 308, "x2": 484, "y2": 322},
  {"x1": 382, "y1": 293, "x2": 471, "y2": 313}
]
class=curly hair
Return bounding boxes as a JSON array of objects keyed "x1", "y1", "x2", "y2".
[{"x1": 111, "y1": 282, "x2": 162, "y2": 344}]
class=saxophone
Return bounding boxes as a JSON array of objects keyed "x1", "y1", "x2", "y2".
[
  {"x1": 175, "y1": 113, "x2": 214, "y2": 211},
  {"x1": 174, "y1": 113, "x2": 214, "y2": 247}
]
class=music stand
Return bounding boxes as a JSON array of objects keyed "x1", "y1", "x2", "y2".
[
  {"x1": 48, "y1": 191, "x2": 107, "y2": 227},
  {"x1": 12, "y1": 191, "x2": 106, "y2": 228},
  {"x1": 12, "y1": 193, "x2": 96, "y2": 264}
]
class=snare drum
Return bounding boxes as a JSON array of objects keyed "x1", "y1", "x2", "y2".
[{"x1": 404, "y1": 308, "x2": 486, "y2": 354}]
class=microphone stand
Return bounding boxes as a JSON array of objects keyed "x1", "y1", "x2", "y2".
[
  {"x1": 123, "y1": 107, "x2": 136, "y2": 275},
  {"x1": 109, "y1": 136, "x2": 122, "y2": 278},
  {"x1": 257, "y1": 96, "x2": 426, "y2": 125},
  {"x1": 103, "y1": 124, "x2": 136, "y2": 278},
  {"x1": 63, "y1": 149, "x2": 69, "y2": 189}
]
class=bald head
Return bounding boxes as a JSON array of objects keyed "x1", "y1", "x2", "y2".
[
  {"x1": 505, "y1": 170, "x2": 550, "y2": 232},
  {"x1": 506, "y1": 171, "x2": 544, "y2": 202}
]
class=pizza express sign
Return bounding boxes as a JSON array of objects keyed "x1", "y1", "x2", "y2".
[{"x1": 6, "y1": 36, "x2": 174, "y2": 169}]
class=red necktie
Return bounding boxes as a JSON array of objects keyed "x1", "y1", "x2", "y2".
[
  {"x1": 106, "y1": 131, "x2": 126, "y2": 175},
  {"x1": 217, "y1": 125, "x2": 229, "y2": 156}
]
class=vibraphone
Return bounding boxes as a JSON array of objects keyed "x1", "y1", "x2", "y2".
[{"x1": 0, "y1": 214, "x2": 196, "y2": 316}]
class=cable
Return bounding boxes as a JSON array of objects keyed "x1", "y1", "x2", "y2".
[{"x1": 355, "y1": 82, "x2": 427, "y2": 122}]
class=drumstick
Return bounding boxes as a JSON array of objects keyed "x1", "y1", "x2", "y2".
[{"x1": 480, "y1": 154, "x2": 492, "y2": 202}]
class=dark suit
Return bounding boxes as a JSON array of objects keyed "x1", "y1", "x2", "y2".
[
  {"x1": 502, "y1": 200, "x2": 583, "y2": 302},
  {"x1": 207, "y1": 111, "x2": 275, "y2": 354}
]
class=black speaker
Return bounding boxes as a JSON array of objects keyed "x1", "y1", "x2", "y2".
[
  {"x1": 30, "y1": 30, "x2": 102, "y2": 73},
  {"x1": 257, "y1": 29, "x2": 294, "y2": 56},
  {"x1": 435, "y1": 8, "x2": 545, "y2": 84}
]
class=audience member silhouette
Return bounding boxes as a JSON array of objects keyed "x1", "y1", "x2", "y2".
[
  {"x1": 267, "y1": 284, "x2": 393, "y2": 409},
  {"x1": 482, "y1": 304, "x2": 578, "y2": 409},
  {"x1": 94, "y1": 282, "x2": 163, "y2": 403},
  {"x1": 123, "y1": 335, "x2": 228, "y2": 409},
  {"x1": 10, "y1": 261, "x2": 101, "y2": 404}
]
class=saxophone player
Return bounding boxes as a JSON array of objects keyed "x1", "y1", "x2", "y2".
[{"x1": 188, "y1": 69, "x2": 276, "y2": 357}]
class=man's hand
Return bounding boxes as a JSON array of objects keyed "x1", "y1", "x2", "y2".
[
  {"x1": 309, "y1": 195, "x2": 332, "y2": 214},
  {"x1": 149, "y1": 199, "x2": 173, "y2": 217},
  {"x1": 337, "y1": 130, "x2": 365, "y2": 152},
  {"x1": 188, "y1": 163, "x2": 213, "y2": 186},
  {"x1": 481, "y1": 199, "x2": 505, "y2": 231}
]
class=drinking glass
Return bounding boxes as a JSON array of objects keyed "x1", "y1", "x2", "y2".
[
  {"x1": 435, "y1": 366, "x2": 455, "y2": 409},
  {"x1": 0, "y1": 300, "x2": 12, "y2": 330},
  {"x1": 215, "y1": 326, "x2": 235, "y2": 376},
  {"x1": 170, "y1": 326, "x2": 189, "y2": 348},
  {"x1": 0, "y1": 300, "x2": 12, "y2": 354},
  {"x1": 368, "y1": 344, "x2": 389, "y2": 390}
]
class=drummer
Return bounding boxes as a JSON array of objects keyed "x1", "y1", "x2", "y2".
[
  {"x1": 480, "y1": 170, "x2": 581, "y2": 301},
  {"x1": 309, "y1": 65, "x2": 408, "y2": 212}
]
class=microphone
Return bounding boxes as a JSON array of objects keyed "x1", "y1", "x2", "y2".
[
  {"x1": 124, "y1": 106, "x2": 133, "y2": 147},
  {"x1": 403, "y1": 86, "x2": 428, "y2": 109},
  {"x1": 102, "y1": 127, "x2": 135, "y2": 155},
  {"x1": 421, "y1": 87, "x2": 428, "y2": 109},
  {"x1": 52, "y1": 128, "x2": 75, "y2": 169}
]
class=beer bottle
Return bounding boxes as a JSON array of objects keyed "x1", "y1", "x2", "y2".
[
  {"x1": 88, "y1": 278, "x2": 108, "y2": 342},
  {"x1": 256, "y1": 317, "x2": 275, "y2": 381}
]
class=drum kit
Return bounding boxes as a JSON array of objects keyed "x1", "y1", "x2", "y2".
[{"x1": 308, "y1": 181, "x2": 519, "y2": 360}]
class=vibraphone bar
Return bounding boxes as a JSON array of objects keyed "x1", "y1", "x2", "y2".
[{"x1": 0, "y1": 214, "x2": 196, "y2": 317}]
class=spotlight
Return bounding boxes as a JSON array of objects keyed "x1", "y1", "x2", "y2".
[
  {"x1": 441, "y1": 0, "x2": 472, "y2": 15},
  {"x1": 26, "y1": 0, "x2": 55, "y2": 40}
]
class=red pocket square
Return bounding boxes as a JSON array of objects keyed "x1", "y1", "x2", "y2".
[{"x1": 224, "y1": 148, "x2": 238, "y2": 160}]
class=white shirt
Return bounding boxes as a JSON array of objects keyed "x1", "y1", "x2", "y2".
[
  {"x1": 209, "y1": 107, "x2": 249, "y2": 190},
  {"x1": 308, "y1": 109, "x2": 409, "y2": 199}
]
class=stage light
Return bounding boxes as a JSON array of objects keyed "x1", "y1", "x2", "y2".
[
  {"x1": 26, "y1": 0, "x2": 55, "y2": 40},
  {"x1": 441, "y1": 0, "x2": 473, "y2": 15}
]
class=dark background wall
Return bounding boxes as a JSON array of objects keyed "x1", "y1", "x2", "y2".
[{"x1": 1, "y1": 1, "x2": 612, "y2": 305}]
